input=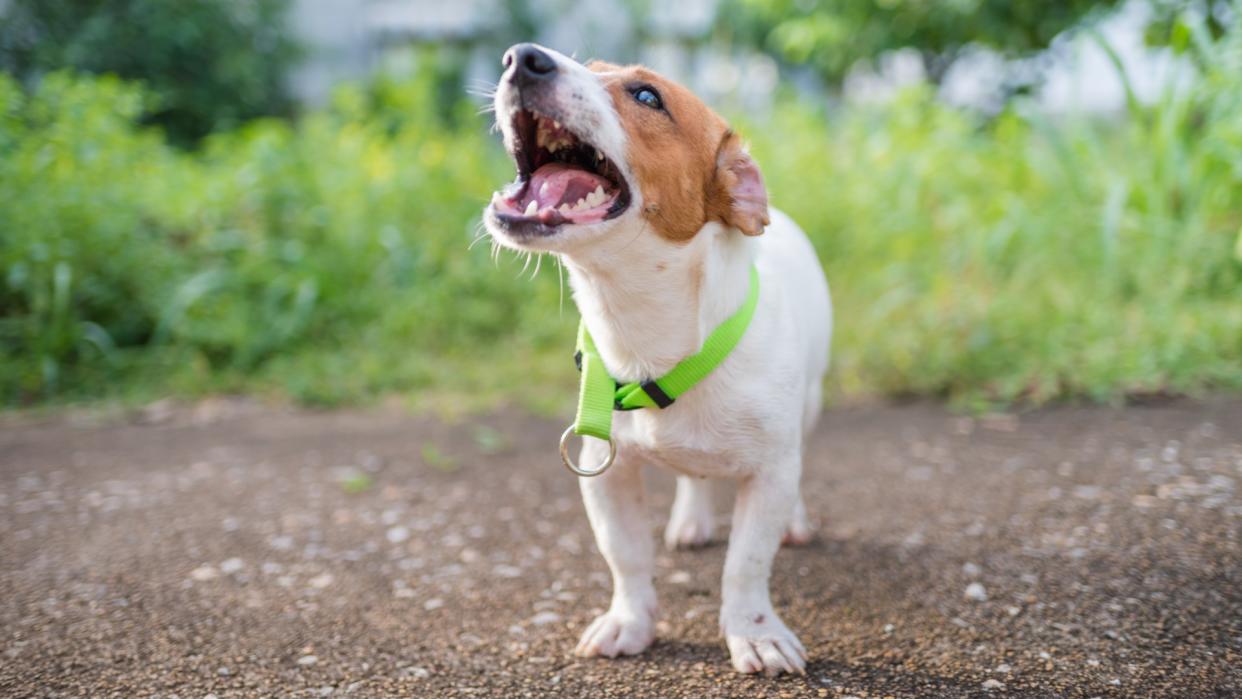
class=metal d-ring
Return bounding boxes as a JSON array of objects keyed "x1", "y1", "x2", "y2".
[{"x1": 559, "y1": 425, "x2": 616, "y2": 477}]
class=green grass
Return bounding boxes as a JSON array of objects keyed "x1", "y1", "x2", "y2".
[{"x1": 2, "y1": 24, "x2": 1240, "y2": 412}]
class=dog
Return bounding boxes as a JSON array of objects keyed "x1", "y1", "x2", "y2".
[{"x1": 482, "y1": 43, "x2": 832, "y2": 676}]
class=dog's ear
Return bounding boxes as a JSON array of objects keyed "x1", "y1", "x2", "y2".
[{"x1": 711, "y1": 131, "x2": 769, "y2": 236}]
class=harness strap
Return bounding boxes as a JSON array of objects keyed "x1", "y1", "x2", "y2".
[{"x1": 571, "y1": 265, "x2": 760, "y2": 443}]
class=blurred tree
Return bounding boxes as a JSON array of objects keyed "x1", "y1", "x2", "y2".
[
  {"x1": 0, "y1": 0, "x2": 299, "y2": 145},
  {"x1": 718, "y1": 0, "x2": 1124, "y2": 86}
]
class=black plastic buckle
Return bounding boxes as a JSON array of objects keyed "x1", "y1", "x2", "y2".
[
  {"x1": 640, "y1": 380, "x2": 675, "y2": 409},
  {"x1": 576, "y1": 351, "x2": 672, "y2": 411}
]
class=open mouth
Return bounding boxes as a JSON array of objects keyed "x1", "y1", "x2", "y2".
[{"x1": 491, "y1": 109, "x2": 630, "y2": 232}]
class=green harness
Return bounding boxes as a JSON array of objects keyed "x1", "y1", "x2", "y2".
[{"x1": 560, "y1": 265, "x2": 760, "y2": 476}]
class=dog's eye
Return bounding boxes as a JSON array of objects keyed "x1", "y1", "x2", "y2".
[{"x1": 631, "y1": 86, "x2": 663, "y2": 110}]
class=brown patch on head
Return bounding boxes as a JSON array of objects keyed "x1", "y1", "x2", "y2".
[{"x1": 586, "y1": 62, "x2": 769, "y2": 241}]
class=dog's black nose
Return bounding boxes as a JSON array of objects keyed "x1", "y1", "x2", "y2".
[{"x1": 504, "y1": 43, "x2": 557, "y2": 87}]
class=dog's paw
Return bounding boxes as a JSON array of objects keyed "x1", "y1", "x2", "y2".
[
  {"x1": 664, "y1": 512, "x2": 715, "y2": 549},
  {"x1": 781, "y1": 518, "x2": 814, "y2": 546},
  {"x1": 781, "y1": 499, "x2": 814, "y2": 546},
  {"x1": 574, "y1": 610, "x2": 656, "y2": 658},
  {"x1": 722, "y1": 610, "x2": 807, "y2": 676}
]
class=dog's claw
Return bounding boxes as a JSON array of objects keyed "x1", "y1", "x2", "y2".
[
  {"x1": 781, "y1": 522, "x2": 814, "y2": 546},
  {"x1": 574, "y1": 611, "x2": 656, "y2": 658},
  {"x1": 723, "y1": 611, "x2": 807, "y2": 676},
  {"x1": 664, "y1": 515, "x2": 715, "y2": 549}
]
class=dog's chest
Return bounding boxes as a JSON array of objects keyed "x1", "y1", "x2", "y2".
[{"x1": 611, "y1": 404, "x2": 763, "y2": 478}]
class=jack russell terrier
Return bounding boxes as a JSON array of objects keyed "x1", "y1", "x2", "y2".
[{"x1": 482, "y1": 43, "x2": 832, "y2": 676}]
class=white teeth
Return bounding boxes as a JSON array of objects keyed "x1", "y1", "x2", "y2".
[
  {"x1": 553, "y1": 120, "x2": 561, "y2": 129},
  {"x1": 524, "y1": 200, "x2": 538, "y2": 216},
  {"x1": 547, "y1": 140, "x2": 559, "y2": 153},
  {"x1": 595, "y1": 149, "x2": 604, "y2": 162},
  {"x1": 539, "y1": 182, "x2": 550, "y2": 198},
  {"x1": 574, "y1": 187, "x2": 605, "y2": 209},
  {"x1": 573, "y1": 197, "x2": 589, "y2": 211},
  {"x1": 558, "y1": 203, "x2": 572, "y2": 215}
]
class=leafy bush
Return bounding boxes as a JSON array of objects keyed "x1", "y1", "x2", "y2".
[
  {"x1": 1, "y1": 22, "x2": 1240, "y2": 410},
  {"x1": 745, "y1": 20, "x2": 1242, "y2": 405},
  {"x1": 0, "y1": 0, "x2": 298, "y2": 144},
  {"x1": 0, "y1": 68, "x2": 566, "y2": 407}
]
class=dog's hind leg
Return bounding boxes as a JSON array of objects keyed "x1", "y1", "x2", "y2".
[
  {"x1": 782, "y1": 494, "x2": 813, "y2": 546},
  {"x1": 574, "y1": 443, "x2": 658, "y2": 659},
  {"x1": 782, "y1": 380, "x2": 821, "y2": 546},
  {"x1": 664, "y1": 476, "x2": 716, "y2": 549}
]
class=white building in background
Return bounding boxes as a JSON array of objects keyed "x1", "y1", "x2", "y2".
[
  {"x1": 286, "y1": 0, "x2": 1184, "y2": 114},
  {"x1": 286, "y1": 0, "x2": 781, "y2": 111}
]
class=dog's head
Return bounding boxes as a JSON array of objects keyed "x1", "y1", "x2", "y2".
[{"x1": 484, "y1": 44, "x2": 769, "y2": 253}]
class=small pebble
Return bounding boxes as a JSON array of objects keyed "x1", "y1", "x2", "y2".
[
  {"x1": 964, "y1": 582, "x2": 988, "y2": 602},
  {"x1": 1073, "y1": 485, "x2": 1102, "y2": 500},
  {"x1": 308, "y1": 573, "x2": 334, "y2": 589},
  {"x1": 387, "y1": 526, "x2": 410, "y2": 544},
  {"x1": 219, "y1": 558, "x2": 244, "y2": 575},
  {"x1": 982, "y1": 679, "x2": 1005, "y2": 690},
  {"x1": 493, "y1": 564, "x2": 522, "y2": 578},
  {"x1": 529, "y1": 611, "x2": 561, "y2": 626},
  {"x1": 189, "y1": 565, "x2": 219, "y2": 582},
  {"x1": 424, "y1": 598, "x2": 444, "y2": 611},
  {"x1": 296, "y1": 654, "x2": 318, "y2": 666}
]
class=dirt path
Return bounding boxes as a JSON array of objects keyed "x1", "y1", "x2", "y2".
[{"x1": 1, "y1": 399, "x2": 1240, "y2": 697}]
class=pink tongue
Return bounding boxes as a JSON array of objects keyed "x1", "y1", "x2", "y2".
[{"x1": 526, "y1": 162, "x2": 610, "y2": 209}]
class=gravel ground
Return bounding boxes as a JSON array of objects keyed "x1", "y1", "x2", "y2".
[{"x1": 1, "y1": 398, "x2": 1240, "y2": 698}]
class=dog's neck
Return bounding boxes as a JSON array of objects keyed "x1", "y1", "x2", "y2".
[{"x1": 560, "y1": 221, "x2": 755, "y2": 383}]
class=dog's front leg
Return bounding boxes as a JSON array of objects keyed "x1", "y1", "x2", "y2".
[
  {"x1": 720, "y1": 456, "x2": 808, "y2": 675},
  {"x1": 573, "y1": 442, "x2": 657, "y2": 658}
]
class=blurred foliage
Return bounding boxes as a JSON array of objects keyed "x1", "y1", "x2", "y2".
[
  {"x1": 0, "y1": 0, "x2": 298, "y2": 144},
  {"x1": 2, "y1": 15, "x2": 1241, "y2": 410},
  {"x1": 1146, "y1": 0, "x2": 1234, "y2": 54},
  {"x1": 720, "y1": 0, "x2": 1123, "y2": 84},
  {"x1": 0, "y1": 65, "x2": 566, "y2": 409},
  {"x1": 741, "y1": 10, "x2": 1242, "y2": 405}
]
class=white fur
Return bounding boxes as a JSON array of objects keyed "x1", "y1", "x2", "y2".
[{"x1": 485, "y1": 45, "x2": 832, "y2": 676}]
